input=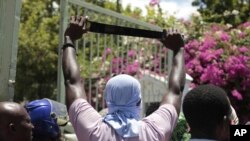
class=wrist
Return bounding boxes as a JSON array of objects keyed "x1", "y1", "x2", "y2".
[
  {"x1": 62, "y1": 36, "x2": 75, "y2": 50},
  {"x1": 64, "y1": 36, "x2": 74, "y2": 44},
  {"x1": 173, "y1": 47, "x2": 184, "y2": 55}
]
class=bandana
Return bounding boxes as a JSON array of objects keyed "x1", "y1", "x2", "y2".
[{"x1": 103, "y1": 74, "x2": 141, "y2": 138}]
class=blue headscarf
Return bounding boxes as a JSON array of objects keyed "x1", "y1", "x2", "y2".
[{"x1": 103, "y1": 74, "x2": 141, "y2": 138}]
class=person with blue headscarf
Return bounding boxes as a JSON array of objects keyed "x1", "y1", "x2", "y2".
[
  {"x1": 103, "y1": 74, "x2": 142, "y2": 138},
  {"x1": 62, "y1": 16, "x2": 185, "y2": 141}
]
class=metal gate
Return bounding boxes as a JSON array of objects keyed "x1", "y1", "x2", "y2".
[
  {"x1": 57, "y1": 0, "x2": 173, "y2": 116},
  {"x1": 0, "y1": 0, "x2": 22, "y2": 101}
]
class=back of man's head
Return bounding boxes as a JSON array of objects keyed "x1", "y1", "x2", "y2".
[
  {"x1": 103, "y1": 74, "x2": 142, "y2": 138},
  {"x1": 183, "y1": 84, "x2": 231, "y2": 138},
  {"x1": 104, "y1": 74, "x2": 141, "y2": 108}
]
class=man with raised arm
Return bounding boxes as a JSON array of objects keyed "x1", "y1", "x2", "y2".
[{"x1": 62, "y1": 16, "x2": 185, "y2": 141}]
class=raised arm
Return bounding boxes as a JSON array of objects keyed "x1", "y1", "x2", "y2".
[
  {"x1": 62, "y1": 16, "x2": 88, "y2": 110},
  {"x1": 160, "y1": 29, "x2": 185, "y2": 115}
]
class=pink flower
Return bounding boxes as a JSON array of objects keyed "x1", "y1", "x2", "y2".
[
  {"x1": 128, "y1": 49, "x2": 137, "y2": 57},
  {"x1": 199, "y1": 49, "x2": 223, "y2": 63},
  {"x1": 153, "y1": 57, "x2": 160, "y2": 66},
  {"x1": 231, "y1": 89, "x2": 243, "y2": 100},
  {"x1": 240, "y1": 21, "x2": 250, "y2": 28},
  {"x1": 224, "y1": 56, "x2": 250, "y2": 79},
  {"x1": 220, "y1": 32, "x2": 230, "y2": 42},
  {"x1": 186, "y1": 59, "x2": 203, "y2": 75},
  {"x1": 111, "y1": 57, "x2": 124, "y2": 73},
  {"x1": 200, "y1": 64, "x2": 226, "y2": 86},
  {"x1": 184, "y1": 40, "x2": 200, "y2": 58},
  {"x1": 200, "y1": 36, "x2": 217, "y2": 51},
  {"x1": 181, "y1": 22, "x2": 250, "y2": 123},
  {"x1": 102, "y1": 48, "x2": 112, "y2": 62},
  {"x1": 112, "y1": 57, "x2": 123, "y2": 65},
  {"x1": 211, "y1": 24, "x2": 225, "y2": 32},
  {"x1": 239, "y1": 47, "x2": 249, "y2": 53},
  {"x1": 125, "y1": 61, "x2": 139, "y2": 75},
  {"x1": 239, "y1": 32, "x2": 246, "y2": 38},
  {"x1": 149, "y1": 0, "x2": 160, "y2": 6},
  {"x1": 105, "y1": 48, "x2": 112, "y2": 55}
]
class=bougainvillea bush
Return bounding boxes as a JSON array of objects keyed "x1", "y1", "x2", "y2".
[{"x1": 184, "y1": 21, "x2": 250, "y2": 124}]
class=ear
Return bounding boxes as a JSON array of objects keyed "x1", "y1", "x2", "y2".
[
  {"x1": 9, "y1": 123, "x2": 16, "y2": 132},
  {"x1": 229, "y1": 106, "x2": 239, "y2": 125},
  {"x1": 186, "y1": 123, "x2": 191, "y2": 133}
]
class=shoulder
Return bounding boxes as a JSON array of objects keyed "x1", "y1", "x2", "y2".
[
  {"x1": 147, "y1": 104, "x2": 177, "y2": 119},
  {"x1": 140, "y1": 104, "x2": 178, "y2": 139},
  {"x1": 69, "y1": 98, "x2": 88, "y2": 112},
  {"x1": 68, "y1": 98, "x2": 102, "y2": 123}
]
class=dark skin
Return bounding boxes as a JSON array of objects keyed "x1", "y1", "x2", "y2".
[
  {"x1": 63, "y1": 16, "x2": 88, "y2": 110},
  {"x1": 62, "y1": 16, "x2": 185, "y2": 116},
  {"x1": 0, "y1": 102, "x2": 34, "y2": 141},
  {"x1": 160, "y1": 29, "x2": 185, "y2": 115},
  {"x1": 191, "y1": 98, "x2": 233, "y2": 141}
]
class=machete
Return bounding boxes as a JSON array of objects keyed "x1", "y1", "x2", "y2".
[{"x1": 87, "y1": 21, "x2": 165, "y2": 39}]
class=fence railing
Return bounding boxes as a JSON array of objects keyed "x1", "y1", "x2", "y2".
[
  {"x1": 0, "y1": 0, "x2": 22, "y2": 101},
  {"x1": 58, "y1": 0, "x2": 173, "y2": 116}
]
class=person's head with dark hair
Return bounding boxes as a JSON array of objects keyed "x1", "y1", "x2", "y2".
[
  {"x1": 0, "y1": 102, "x2": 34, "y2": 141},
  {"x1": 183, "y1": 84, "x2": 232, "y2": 141}
]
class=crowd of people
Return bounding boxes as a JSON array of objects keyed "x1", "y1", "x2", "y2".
[{"x1": 0, "y1": 15, "x2": 241, "y2": 141}]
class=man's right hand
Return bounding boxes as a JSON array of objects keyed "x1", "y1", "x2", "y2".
[
  {"x1": 64, "y1": 16, "x2": 89, "y2": 42},
  {"x1": 161, "y1": 29, "x2": 184, "y2": 52}
]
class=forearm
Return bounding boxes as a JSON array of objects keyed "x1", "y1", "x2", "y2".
[
  {"x1": 62, "y1": 36, "x2": 86, "y2": 109},
  {"x1": 168, "y1": 48, "x2": 185, "y2": 93},
  {"x1": 62, "y1": 36, "x2": 81, "y2": 83},
  {"x1": 161, "y1": 48, "x2": 185, "y2": 114}
]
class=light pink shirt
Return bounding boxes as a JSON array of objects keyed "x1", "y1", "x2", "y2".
[{"x1": 69, "y1": 99, "x2": 178, "y2": 141}]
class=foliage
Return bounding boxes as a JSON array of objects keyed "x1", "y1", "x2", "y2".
[
  {"x1": 123, "y1": 4, "x2": 143, "y2": 19},
  {"x1": 192, "y1": 0, "x2": 250, "y2": 26},
  {"x1": 146, "y1": 0, "x2": 180, "y2": 28},
  {"x1": 15, "y1": 0, "x2": 60, "y2": 102},
  {"x1": 171, "y1": 113, "x2": 191, "y2": 141},
  {"x1": 184, "y1": 21, "x2": 250, "y2": 124},
  {"x1": 15, "y1": 0, "x2": 250, "y2": 140},
  {"x1": 15, "y1": 0, "x2": 145, "y2": 102}
]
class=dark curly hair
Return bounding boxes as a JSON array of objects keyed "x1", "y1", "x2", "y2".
[{"x1": 183, "y1": 84, "x2": 231, "y2": 137}]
